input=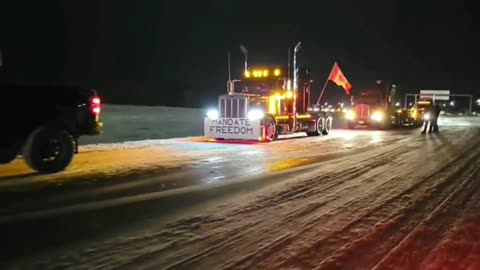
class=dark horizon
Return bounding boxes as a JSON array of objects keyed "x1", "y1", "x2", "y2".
[{"x1": 1, "y1": 0, "x2": 479, "y2": 108}]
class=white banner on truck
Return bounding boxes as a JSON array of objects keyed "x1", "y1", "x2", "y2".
[
  {"x1": 420, "y1": 90, "x2": 450, "y2": 101},
  {"x1": 204, "y1": 118, "x2": 261, "y2": 140}
]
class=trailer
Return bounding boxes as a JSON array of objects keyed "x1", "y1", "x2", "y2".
[{"x1": 204, "y1": 43, "x2": 332, "y2": 141}]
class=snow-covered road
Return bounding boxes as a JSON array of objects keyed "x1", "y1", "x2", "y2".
[{"x1": 1, "y1": 117, "x2": 480, "y2": 269}]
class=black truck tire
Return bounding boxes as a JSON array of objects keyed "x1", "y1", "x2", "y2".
[
  {"x1": 23, "y1": 126, "x2": 75, "y2": 173},
  {"x1": 322, "y1": 114, "x2": 333, "y2": 135},
  {"x1": 307, "y1": 115, "x2": 324, "y2": 136},
  {"x1": 0, "y1": 147, "x2": 17, "y2": 164}
]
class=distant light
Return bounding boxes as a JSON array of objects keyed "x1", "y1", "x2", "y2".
[
  {"x1": 346, "y1": 111, "x2": 355, "y2": 120},
  {"x1": 263, "y1": 69, "x2": 269, "y2": 77},
  {"x1": 450, "y1": 101, "x2": 455, "y2": 106},
  {"x1": 92, "y1": 107, "x2": 101, "y2": 114},
  {"x1": 395, "y1": 102, "x2": 400, "y2": 107},
  {"x1": 274, "y1": 69, "x2": 281, "y2": 76},
  {"x1": 409, "y1": 103, "x2": 413, "y2": 106},
  {"x1": 285, "y1": 91, "x2": 293, "y2": 99},
  {"x1": 244, "y1": 71, "x2": 251, "y2": 78},
  {"x1": 324, "y1": 102, "x2": 328, "y2": 106},
  {"x1": 476, "y1": 98, "x2": 480, "y2": 105},
  {"x1": 92, "y1": 97, "x2": 101, "y2": 105}
]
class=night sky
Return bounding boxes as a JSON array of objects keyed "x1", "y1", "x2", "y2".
[{"x1": 1, "y1": 0, "x2": 479, "y2": 107}]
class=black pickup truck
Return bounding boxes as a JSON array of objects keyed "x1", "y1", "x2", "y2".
[{"x1": 0, "y1": 84, "x2": 103, "y2": 173}]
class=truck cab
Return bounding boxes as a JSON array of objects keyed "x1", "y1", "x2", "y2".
[
  {"x1": 346, "y1": 86, "x2": 420, "y2": 129},
  {"x1": 410, "y1": 99, "x2": 433, "y2": 124},
  {"x1": 346, "y1": 89, "x2": 389, "y2": 129},
  {"x1": 204, "y1": 66, "x2": 332, "y2": 141}
]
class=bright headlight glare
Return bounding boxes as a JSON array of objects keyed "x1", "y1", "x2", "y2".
[
  {"x1": 248, "y1": 109, "x2": 264, "y2": 120},
  {"x1": 371, "y1": 111, "x2": 384, "y2": 121},
  {"x1": 207, "y1": 109, "x2": 219, "y2": 120},
  {"x1": 346, "y1": 111, "x2": 356, "y2": 120},
  {"x1": 424, "y1": 113, "x2": 430, "y2": 120}
]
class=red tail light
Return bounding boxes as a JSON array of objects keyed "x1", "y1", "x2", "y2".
[{"x1": 90, "y1": 96, "x2": 102, "y2": 115}]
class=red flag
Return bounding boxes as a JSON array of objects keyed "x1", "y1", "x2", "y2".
[{"x1": 328, "y1": 62, "x2": 352, "y2": 95}]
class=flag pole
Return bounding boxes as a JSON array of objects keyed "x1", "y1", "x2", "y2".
[{"x1": 316, "y1": 62, "x2": 335, "y2": 105}]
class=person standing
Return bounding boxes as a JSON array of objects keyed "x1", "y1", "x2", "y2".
[
  {"x1": 429, "y1": 103, "x2": 441, "y2": 133},
  {"x1": 421, "y1": 104, "x2": 433, "y2": 134}
]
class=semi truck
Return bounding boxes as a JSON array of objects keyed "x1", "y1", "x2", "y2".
[
  {"x1": 345, "y1": 85, "x2": 421, "y2": 129},
  {"x1": 204, "y1": 43, "x2": 332, "y2": 141}
]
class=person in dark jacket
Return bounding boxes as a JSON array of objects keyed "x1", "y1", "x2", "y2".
[
  {"x1": 421, "y1": 104, "x2": 433, "y2": 134},
  {"x1": 429, "y1": 103, "x2": 441, "y2": 133}
]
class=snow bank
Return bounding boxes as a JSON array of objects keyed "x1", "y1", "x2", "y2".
[{"x1": 79, "y1": 104, "x2": 205, "y2": 145}]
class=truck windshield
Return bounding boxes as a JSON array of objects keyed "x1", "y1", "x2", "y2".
[
  {"x1": 356, "y1": 95, "x2": 382, "y2": 105},
  {"x1": 236, "y1": 78, "x2": 285, "y2": 96}
]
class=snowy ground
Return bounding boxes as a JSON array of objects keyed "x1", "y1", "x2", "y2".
[
  {"x1": 1, "y1": 115, "x2": 480, "y2": 270},
  {"x1": 80, "y1": 104, "x2": 205, "y2": 145}
]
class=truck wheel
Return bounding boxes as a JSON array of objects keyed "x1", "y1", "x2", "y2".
[
  {"x1": 0, "y1": 148, "x2": 17, "y2": 164},
  {"x1": 23, "y1": 126, "x2": 75, "y2": 173},
  {"x1": 263, "y1": 117, "x2": 277, "y2": 142},
  {"x1": 307, "y1": 116, "x2": 324, "y2": 136},
  {"x1": 322, "y1": 114, "x2": 333, "y2": 135}
]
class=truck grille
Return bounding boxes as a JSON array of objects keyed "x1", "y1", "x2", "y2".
[
  {"x1": 219, "y1": 96, "x2": 248, "y2": 118},
  {"x1": 355, "y1": 104, "x2": 370, "y2": 118}
]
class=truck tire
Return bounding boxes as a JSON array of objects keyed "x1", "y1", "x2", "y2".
[
  {"x1": 0, "y1": 148, "x2": 17, "y2": 164},
  {"x1": 322, "y1": 114, "x2": 332, "y2": 135},
  {"x1": 23, "y1": 126, "x2": 75, "y2": 174},
  {"x1": 307, "y1": 115, "x2": 324, "y2": 136}
]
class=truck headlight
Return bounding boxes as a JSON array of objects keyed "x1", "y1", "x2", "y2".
[
  {"x1": 423, "y1": 113, "x2": 430, "y2": 120},
  {"x1": 371, "y1": 111, "x2": 384, "y2": 121},
  {"x1": 248, "y1": 109, "x2": 265, "y2": 120},
  {"x1": 346, "y1": 111, "x2": 356, "y2": 120},
  {"x1": 207, "y1": 109, "x2": 219, "y2": 120}
]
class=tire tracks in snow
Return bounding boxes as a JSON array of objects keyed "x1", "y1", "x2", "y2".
[
  {"x1": 30, "y1": 137, "x2": 411, "y2": 270},
  {"x1": 158, "y1": 141, "x2": 431, "y2": 269},
  {"x1": 228, "y1": 130, "x2": 480, "y2": 269},
  {"x1": 417, "y1": 169, "x2": 480, "y2": 269},
  {"x1": 158, "y1": 143, "x2": 411, "y2": 269},
  {"x1": 312, "y1": 139, "x2": 480, "y2": 270},
  {"x1": 370, "y1": 154, "x2": 480, "y2": 269}
]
